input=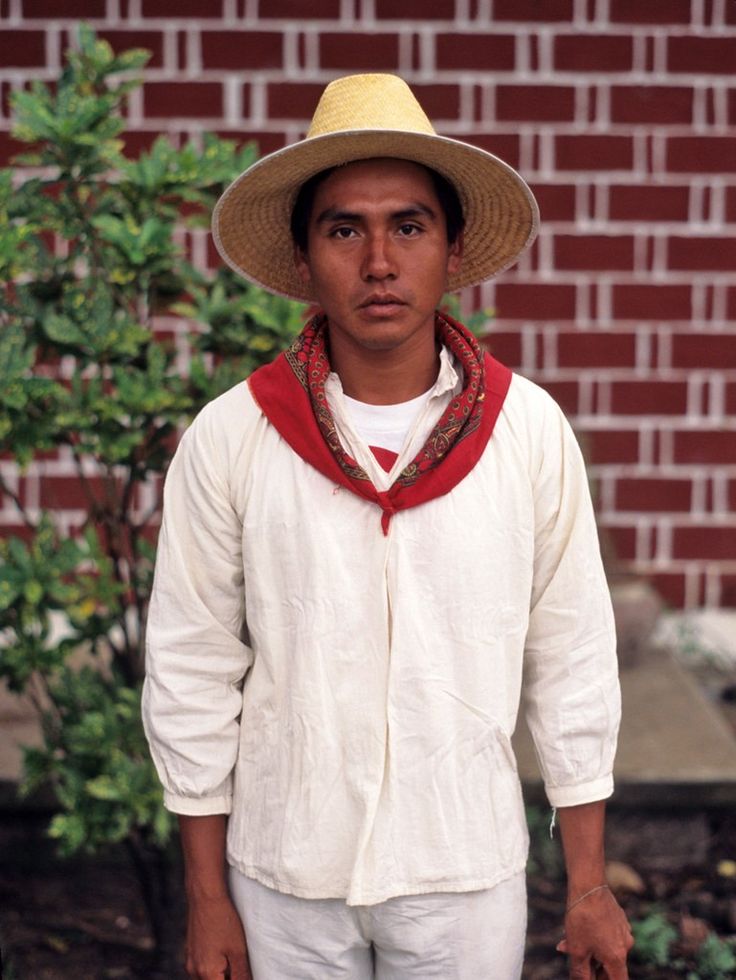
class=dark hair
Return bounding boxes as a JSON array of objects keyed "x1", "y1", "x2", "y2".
[{"x1": 289, "y1": 161, "x2": 465, "y2": 252}]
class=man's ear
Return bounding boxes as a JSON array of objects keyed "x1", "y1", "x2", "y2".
[
  {"x1": 294, "y1": 245, "x2": 311, "y2": 285},
  {"x1": 447, "y1": 231, "x2": 464, "y2": 277}
]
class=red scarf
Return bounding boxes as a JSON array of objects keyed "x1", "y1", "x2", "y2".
[{"x1": 248, "y1": 312, "x2": 511, "y2": 534}]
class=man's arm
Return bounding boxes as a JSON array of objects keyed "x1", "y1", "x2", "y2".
[
  {"x1": 556, "y1": 801, "x2": 633, "y2": 979},
  {"x1": 178, "y1": 814, "x2": 250, "y2": 980}
]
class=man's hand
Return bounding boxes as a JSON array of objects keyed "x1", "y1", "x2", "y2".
[
  {"x1": 555, "y1": 802, "x2": 634, "y2": 979},
  {"x1": 178, "y1": 814, "x2": 251, "y2": 979},
  {"x1": 556, "y1": 885, "x2": 633, "y2": 979},
  {"x1": 185, "y1": 892, "x2": 251, "y2": 980}
]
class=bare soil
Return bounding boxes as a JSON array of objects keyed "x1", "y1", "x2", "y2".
[{"x1": 1, "y1": 807, "x2": 735, "y2": 979}]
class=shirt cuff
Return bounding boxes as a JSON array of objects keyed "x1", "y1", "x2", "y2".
[
  {"x1": 163, "y1": 790, "x2": 233, "y2": 816},
  {"x1": 545, "y1": 774, "x2": 614, "y2": 808}
]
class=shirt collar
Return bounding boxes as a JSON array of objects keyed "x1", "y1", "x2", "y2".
[{"x1": 326, "y1": 345, "x2": 462, "y2": 403}]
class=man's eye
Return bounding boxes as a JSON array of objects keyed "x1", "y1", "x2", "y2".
[
  {"x1": 331, "y1": 227, "x2": 356, "y2": 239},
  {"x1": 398, "y1": 223, "x2": 421, "y2": 236}
]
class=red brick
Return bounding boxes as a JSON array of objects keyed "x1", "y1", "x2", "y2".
[
  {"x1": 671, "y1": 333, "x2": 736, "y2": 368},
  {"x1": 319, "y1": 33, "x2": 399, "y2": 70},
  {"x1": 0, "y1": 30, "x2": 46, "y2": 67},
  {"x1": 597, "y1": 523, "x2": 637, "y2": 561},
  {"x1": 610, "y1": 0, "x2": 690, "y2": 23},
  {"x1": 1, "y1": 82, "x2": 12, "y2": 118},
  {"x1": 728, "y1": 1, "x2": 736, "y2": 24},
  {"x1": 668, "y1": 36, "x2": 736, "y2": 74},
  {"x1": 537, "y1": 380, "x2": 580, "y2": 416},
  {"x1": 436, "y1": 34, "x2": 516, "y2": 71},
  {"x1": 610, "y1": 85, "x2": 693, "y2": 125},
  {"x1": 555, "y1": 134, "x2": 633, "y2": 172},
  {"x1": 375, "y1": 0, "x2": 454, "y2": 16},
  {"x1": 610, "y1": 381, "x2": 688, "y2": 415},
  {"x1": 496, "y1": 283, "x2": 576, "y2": 321},
  {"x1": 647, "y1": 572, "x2": 687, "y2": 609},
  {"x1": 728, "y1": 289, "x2": 736, "y2": 322},
  {"x1": 408, "y1": 84, "x2": 461, "y2": 120},
  {"x1": 257, "y1": 0, "x2": 339, "y2": 16},
  {"x1": 201, "y1": 31, "x2": 282, "y2": 70},
  {"x1": 554, "y1": 34, "x2": 633, "y2": 73},
  {"x1": 612, "y1": 284, "x2": 691, "y2": 321},
  {"x1": 23, "y1": 0, "x2": 105, "y2": 14},
  {"x1": 493, "y1": 0, "x2": 573, "y2": 18},
  {"x1": 557, "y1": 330, "x2": 637, "y2": 368},
  {"x1": 98, "y1": 30, "x2": 164, "y2": 68},
  {"x1": 143, "y1": 82, "x2": 223, "y2": 119},
  {"x1": 0, "y1": 131, "x2": 27, "y2": 166},
  {"x1": 142, "y1": 0, "x2": 223, "y2": 14},
  {"x1": 608, "y1": 185, "x2": 689, "y2": 222},
  {"x1": 555, "y1": 235, "x2": 634, "y2": 272},
  {"x1": 616, "y1": 478, "x2": 692, "y2": 513},
  {"x1": 673, "y1": 430, "x2": 736, "y2": 464},
  {"x1": 267, "y1": 83, "x2": 327, "y2": 120},
  {"x1": 454, "y1": 132, "x2": 520, "y2": 169},
  {"x1": 215, "y1": 129, "x2": 286, "y2": 157},
  {"x1": 729, "y1": 478, "x2": 736, "y2": 512},
  {"x1": 577, "y1": 429, "x2": 639, "y2": 465},
  {"x1": 668, "y1": 137, "x2": 736, "y2": 173},
  {"x1": 40, "y1": 477, "x2": 108, "y2": 511},
  {"x1": 726, "y1": 187, "x2": 736, "y2": 223},
  {"x1": 121, "y1": 130, "x2": 165, "y2": 159},
  {"x1": 0, "y1": 523, "x2": 34, "y2": 543},
  {"x1": 727, "y1": 90, "x2": 736, "y2": 127},
  {"x1": 673, "y1": 526, "x2": 736, "y2": 561},
  {"x1": 530, "y1": 183, "x2": 576, "y2": 221},
  {"x1": 668, "y1": 236, "x2": 736, "y2": 272},
  {"x1": 720, "y1": 575, "x2": 736, "y2": 608},
  {"x1": 496, "y1": 85, "x2": 575, "y2": 122},
  {"x1": 483, "y1": 331, "x2": 522, "y2": 367}
]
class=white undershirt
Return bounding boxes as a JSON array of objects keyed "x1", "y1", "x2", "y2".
[{"x1": 342, "y1": 388, "x2": 434, "y2": 453}]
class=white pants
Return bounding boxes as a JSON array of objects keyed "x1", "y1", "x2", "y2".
[{"x1": 228, "y1": 867, "x2": 526, "y2": 979}]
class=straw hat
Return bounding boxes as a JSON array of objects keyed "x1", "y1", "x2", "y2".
[{"x1": 212, "y1": 73, "x2": 539, "y2": 301}]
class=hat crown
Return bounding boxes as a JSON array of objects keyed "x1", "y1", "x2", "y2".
[{"x1": 306, "y1": 74, "x2": 436, "y2": 139}]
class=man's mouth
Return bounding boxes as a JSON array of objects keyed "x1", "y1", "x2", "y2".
[{"x1": 359, "y1": 294, "x2": 406, "y2": 312}]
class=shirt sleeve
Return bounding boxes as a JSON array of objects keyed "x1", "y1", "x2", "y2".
[
  {"x1": 142, "y1": 397, "x2": 254, "y2": 815},
  {"x1": 522, "y1": 390, "x2": 621, "y2": 809}
]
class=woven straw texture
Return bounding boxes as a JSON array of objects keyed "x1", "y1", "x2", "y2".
[{"x1": 213, "y1": 74, "x2": 539, "y2": 301}]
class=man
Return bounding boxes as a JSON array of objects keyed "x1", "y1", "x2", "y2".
[{"x1": 143, "y1": 73, "x2": 633, "y2": 979}]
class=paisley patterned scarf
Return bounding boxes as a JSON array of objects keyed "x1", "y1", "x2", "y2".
[{"x1": 248, "y1": 311, "x2": 511, "y2": 534}]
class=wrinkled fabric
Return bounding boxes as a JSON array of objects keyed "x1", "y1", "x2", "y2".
[
  {"x1": 142, "y1": 360, "x2": 620, "y2": 907},
  {"x1": 228, "y1": 868, "x2": 527, "y2": 979}
]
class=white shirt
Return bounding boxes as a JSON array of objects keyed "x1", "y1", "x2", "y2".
[{"x1": 142, "y1": 355, "x2": 620, "y2": 907}]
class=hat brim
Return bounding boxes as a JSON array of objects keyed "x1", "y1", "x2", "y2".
[{"x1": 212, "y1": 129, "x2": 540, "y2": 302}]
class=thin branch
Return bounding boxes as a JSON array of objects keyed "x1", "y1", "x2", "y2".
[{"x1": 0, "y1": 472, "x2": 38, "y2": 530}]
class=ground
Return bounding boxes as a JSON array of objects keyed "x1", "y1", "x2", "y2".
[{"x1": 1, "y1": 806, "x2": 735, "y2": 979}]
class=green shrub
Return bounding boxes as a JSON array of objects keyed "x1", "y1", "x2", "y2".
[
  {"x1": 0, "y1": 23, "x2": 303, "y2": 964},
  {"x1": 630, "y1": 910, "x2": 678, "y2": 967}
]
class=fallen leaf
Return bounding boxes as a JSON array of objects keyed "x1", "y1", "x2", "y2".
[
  {"x1": 678, "y1": 913, "x2": 710, "y2": 956},
  {"x1": 605, "y1": 860, "x2": 645, "y2": 895},
  {"x1": 717, "y1": 858, "x2": 736, "y2": 878}
]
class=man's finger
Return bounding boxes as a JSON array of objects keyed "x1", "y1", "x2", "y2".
[
  {"x1": 568, "y1": 955, "x2": 595, "y2": 980},
  {"x1": 226, "y1": 952, "x2": 251, "y2": 980},
  {"x1": 598, "y1": 957, "x2": 629, "y2": 980}
]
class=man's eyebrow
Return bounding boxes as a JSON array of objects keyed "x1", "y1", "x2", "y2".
[
  {"x1": 315, "y1": 207, "x2": 362, "y2": 225},
  {"x1": 314, "y1": 203, "x2": 439, "y2": 225}
]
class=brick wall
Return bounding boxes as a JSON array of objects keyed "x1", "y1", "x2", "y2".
[{"x1": 1, "y1": 0, "x2": 735, "y2": 609}]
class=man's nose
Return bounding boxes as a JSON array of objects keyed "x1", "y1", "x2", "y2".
[{"x1": 361, "y1": 233, "x2": 397, "y2": 280}]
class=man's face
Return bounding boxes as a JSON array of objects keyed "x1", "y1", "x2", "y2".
[{"x1": 294, "y1": 158, "x2": 463, "y2": 360}]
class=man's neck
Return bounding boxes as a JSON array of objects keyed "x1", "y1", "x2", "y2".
[{"x1": 327, "y1": 329, "x2": 440, "y2": 406}]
